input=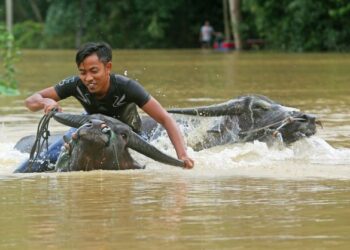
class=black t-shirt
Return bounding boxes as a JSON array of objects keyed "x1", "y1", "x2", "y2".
[{"x1": 54, "y1": 74, "x2": 151, "y2": 132}]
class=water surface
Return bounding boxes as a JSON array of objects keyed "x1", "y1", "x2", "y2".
[{"x1": 0, "y1": 50, "x2": 349, "y2": 249}]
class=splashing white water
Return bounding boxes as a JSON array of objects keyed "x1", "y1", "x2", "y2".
[
  {"x1": 0, "y1": 143, "x2": 28, "y2": 175},
  {"x1": 1, "y1": 131, "x2": 349, "y2": 180},
  {"x1": 130, "y1": 135, "x2": 350, "y2": 180}
]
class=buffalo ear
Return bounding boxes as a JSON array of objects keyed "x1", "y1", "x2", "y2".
[{"x1": 253, "y1": 100, "x2": 272, "y2": 110}]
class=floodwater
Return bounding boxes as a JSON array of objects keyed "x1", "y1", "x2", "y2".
[{"x1": 0, "y1": 50, "x2": 349, "y2": 249}]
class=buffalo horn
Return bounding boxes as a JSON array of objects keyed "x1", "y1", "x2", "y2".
[
  {"x1": 53, "y1": 113, "x2": 90, "y2": 128},
  {"x1": 167, "y1": 100, "x2": 244, "y2": 117},
  {"x1": 127, "y1": 132, "x2": 184, "y2": 168}
]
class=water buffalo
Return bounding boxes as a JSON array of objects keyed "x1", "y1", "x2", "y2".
[
  {"x1": 54, "y1": 113, "x2": 185, "y2": 171},
  {"x1": 141, "y1": 95, "x2": 319, "y2": 150},
  {"x1": 15, "y1": 113, "x2": 184, "y2": 172}
]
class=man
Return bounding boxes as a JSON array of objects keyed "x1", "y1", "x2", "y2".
[
  {"x1": 18, "y1": 42, "x2": 194, "y2": 171},
  {"x1": 200, "y1": 21, "x2": 214, "y2": 49}
]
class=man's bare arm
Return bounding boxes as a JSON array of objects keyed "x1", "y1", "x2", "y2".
[
  {"x1": 25, "y1": 87, "x2": 62, "y2": 113},
  {"x1": 141, "y1": 97, "x2": 194, "y2": 169}
]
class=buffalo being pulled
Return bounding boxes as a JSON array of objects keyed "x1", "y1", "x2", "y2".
[
  {"x1": 165, "y1": 94, "x2": 319, "y2": 150},
  {"x1": 14, "y1": 95, "x2": 319, "y2": 172}
]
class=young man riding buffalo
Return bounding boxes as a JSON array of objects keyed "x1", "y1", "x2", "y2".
[{"x1": 17, "y1": 42, "x2": 194, "y2": 172}]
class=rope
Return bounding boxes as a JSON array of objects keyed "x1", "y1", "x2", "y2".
[
  {"x1": 239, "y1": 116, "x2": 306, "y2": 139},
  {"x1": 27, "y1": 109, "x2": 57, "y2": 172}
]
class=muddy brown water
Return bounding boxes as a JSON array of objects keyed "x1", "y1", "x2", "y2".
[{"x1": 0, "y1": 50, "x2": 349, "y2": 249}]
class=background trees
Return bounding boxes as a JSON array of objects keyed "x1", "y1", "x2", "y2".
[
  {"x1": 0, "y1": 0, "x2": 350, "y2": 51},
  {"x1": 243, "y1": 0, "x2": 350, "y2": 51}
]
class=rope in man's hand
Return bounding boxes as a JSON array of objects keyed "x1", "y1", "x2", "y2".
[{"x1": 27, "y1": 109, "x2": 58, "y2": 172}]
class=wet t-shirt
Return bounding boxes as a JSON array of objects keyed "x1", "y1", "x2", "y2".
[{"x1": 54, "y1": 74, "x2": 151, "y2": 132}]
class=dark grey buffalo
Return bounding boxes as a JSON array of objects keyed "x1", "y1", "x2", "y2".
[
  {"x1": 15, "y1": 113, "x2": 184, "y2": 172},
  {"x1": 142, "y1": 95, "x2": 318, "y2": 150},
  {"x1": 54, "y1": 113, "x2": 185, "y2": 171}
]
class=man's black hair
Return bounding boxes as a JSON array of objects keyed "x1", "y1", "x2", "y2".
[{"x1": 75, "y1": 42, "x2": 112, "y2": 66}]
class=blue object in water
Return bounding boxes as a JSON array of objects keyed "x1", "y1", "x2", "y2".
[{"x1": 14, "y1": 128, "x2": 76, "y2": 173}]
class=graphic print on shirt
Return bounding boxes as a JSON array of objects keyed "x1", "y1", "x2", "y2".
[
  {"x1": 76, "y1": 86, "x2": 91, "y2": 105},
  {"x1": 58, "y1": 76, "x2": 76, "y2": 86},
  {"x1": 113, "y1": 94, "x2": 126, "y2": 108}
]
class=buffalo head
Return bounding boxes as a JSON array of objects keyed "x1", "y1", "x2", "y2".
[{"x1": 53, "y1": 113, "x2": 184, "y2": 171}]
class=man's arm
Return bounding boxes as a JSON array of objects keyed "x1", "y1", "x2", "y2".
[
  {"x1": 141, "y1": 97, "x2": 194, "y2": 169},
  {"x1": 25, "y1": 87, "x2": 62, "y2": 113}
]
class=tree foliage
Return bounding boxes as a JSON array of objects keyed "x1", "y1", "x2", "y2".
[
  {"x1": 242, "y1": 0, "x2": 350, "y2": 51},
  {"x1": 0, "y1": 25, "x2": 20, "y2": 95},
  {"x1": 40, "y1": 0, "x2": 223, "y2": 49},
  {"x1": 1, "y1": 0, "x2": 350, "y2": 51}
]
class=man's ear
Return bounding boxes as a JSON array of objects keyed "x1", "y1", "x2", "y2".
[{"x1": 105, "y1": 61, "x2": 112, "y2": 72}]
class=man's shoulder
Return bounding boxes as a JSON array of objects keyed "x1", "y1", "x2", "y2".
[
  {"x1": 54, "y1": 76, "x2": 82, "y2": 99},
  {"x1": 112, "y1": 74, "x2": 131, "y2": 85},
  {"x1": 56, "y1": 76, "x2": 81, "y2": 87}
]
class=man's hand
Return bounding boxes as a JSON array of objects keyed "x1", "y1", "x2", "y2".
[
  {"x1": 43, "y1": 98, "x2": 62, "y2": 114},
  {"x1": 180, "y1": 155, "x2": 194, "y2": 169}
]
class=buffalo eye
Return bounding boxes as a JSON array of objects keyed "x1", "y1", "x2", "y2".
[{"x1": 120, "y1": 133, "x2": 127, "y2": 140}]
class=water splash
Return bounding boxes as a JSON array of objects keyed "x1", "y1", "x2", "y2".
[
  {"x1": 1, "y1": 131, "x2": 349, "y2": 180},
  {"x1": 0, "y1": 143, "x2": 28, "y2": 176},
  {"x1": 142, "y1": 136, "x2": 350, "y2": 180}
]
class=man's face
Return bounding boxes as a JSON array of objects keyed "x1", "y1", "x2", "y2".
[{"x1": 78, "y1": 53, "x2": 111, "y2": 95}]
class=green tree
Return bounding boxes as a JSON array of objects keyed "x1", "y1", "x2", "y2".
[
  {"x1": 13, "y1": 20, "x2": 44, "y2": 48},
  {"x1": 242, "y1": 0, "x2": 350, "y2": 51},
  {"x1": 41, "y1": 0, "x2": 223, "y2": 49},
  {"x1": 5, "y1": 0, "x2": 350, "y2": 51},
  {"x1": 0, "y1": 24, "x2": 20, "y2": 96}
]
